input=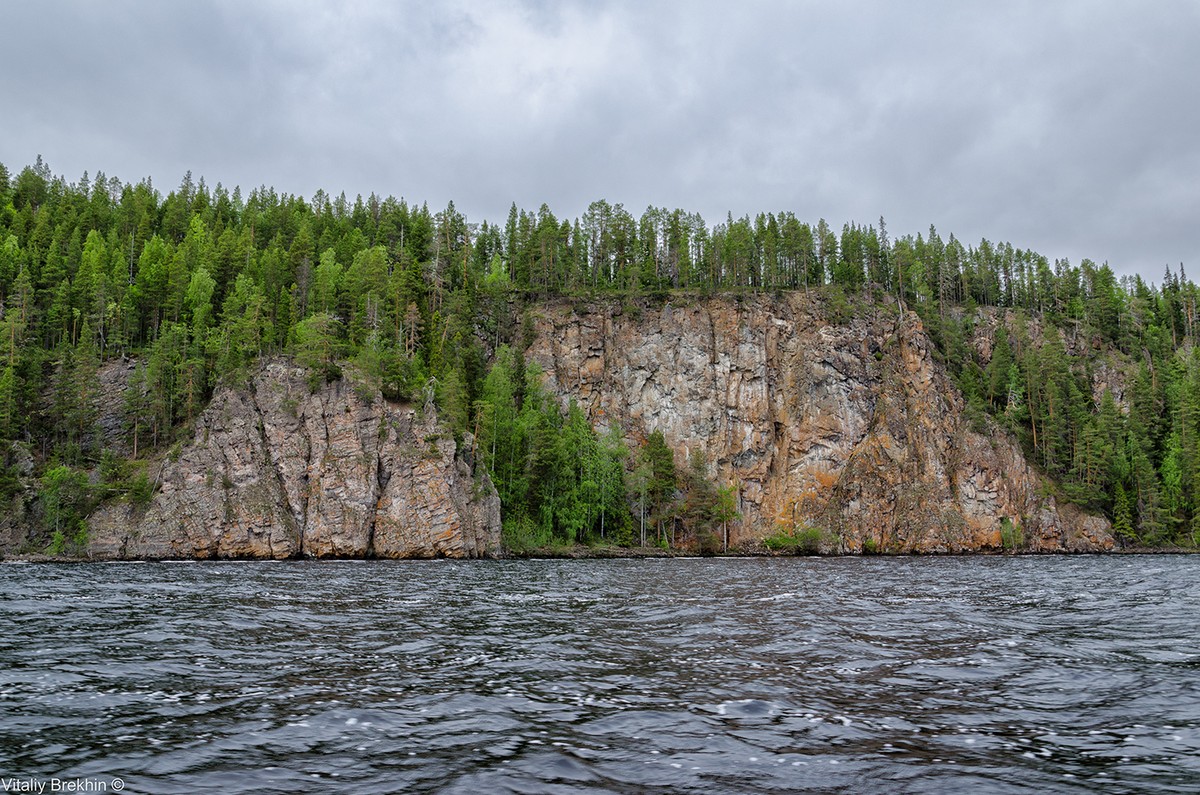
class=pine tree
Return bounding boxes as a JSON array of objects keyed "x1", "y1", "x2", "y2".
[
  {"x1": 1112, "y1": 482, "x2": 1135, "y2": 543},
  {"x1": 642, "y1": 430, "x2": 677, "y2": 546},
  {"x1": 1160, "y1": 433, "x2": 1184, "y2": 538},
  {"x1": 292, "y1": 312, "x2": 344, "y2": 383},
  {"x1": 0, "y1": 365, "x2": 18, "y2": 442},
  {"x1": 986, "y1": 325, "x2": 1015, "y2": 409}
]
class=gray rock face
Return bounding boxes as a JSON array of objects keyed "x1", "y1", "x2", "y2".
[
  {"x1": 526, "y1": 294, "x2": 1112, "y2": 553},
  {"x1": 88, "y1": 363, "x2": 501, "y2": 559}
]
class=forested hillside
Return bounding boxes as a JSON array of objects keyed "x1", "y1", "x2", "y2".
[{"x1": 0, "y1": 157, "x2": 1193, "y2": 552}]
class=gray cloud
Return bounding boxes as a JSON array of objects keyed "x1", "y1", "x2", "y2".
[{"x1": 2, "y1": 0, "x2": 1197, "y2": 279}]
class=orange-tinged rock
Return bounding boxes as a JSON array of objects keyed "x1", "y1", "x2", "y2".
[{"x1": 527, "y1": 294, "x2": 1111, "y2": 554}]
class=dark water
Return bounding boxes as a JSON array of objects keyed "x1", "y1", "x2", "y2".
[{"x1": 1, "y1": 557, "x2": 1199, "y2": 794}]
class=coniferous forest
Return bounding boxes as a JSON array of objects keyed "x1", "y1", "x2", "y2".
[{"x1": 0, "y1": 157, "x2": 1196, "y2": 552}]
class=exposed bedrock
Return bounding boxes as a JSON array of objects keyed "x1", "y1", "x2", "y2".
[
  {"x1": 88, "y1": 363, "x2": 501, "y2": 559},
  {"x1": 526, "y1": 294, "x2": 1112, "y2": 553}
]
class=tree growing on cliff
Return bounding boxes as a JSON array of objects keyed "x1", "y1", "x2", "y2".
[
  {"x1": 39, "y1": 464, "x2": 91, "y2": 550},
  {"x1": 292, "y1": 311, "x2": 344, "y2": 384}
]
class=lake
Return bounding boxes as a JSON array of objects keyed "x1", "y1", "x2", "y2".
[{"x1": 1, "y1": 557, "x2": 1198, "y2": 793}]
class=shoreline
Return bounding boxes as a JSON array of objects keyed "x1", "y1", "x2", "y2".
[{"x1": 3, "y1": 544, "x2": 1195, "y2": 563}]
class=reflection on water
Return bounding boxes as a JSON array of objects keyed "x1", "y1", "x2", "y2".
[{"x1": 1, "y1": 557, "x2": 1199, "y2": 793}]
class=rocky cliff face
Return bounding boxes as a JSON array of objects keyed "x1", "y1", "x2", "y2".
[
  {"x1": 527, "y1": 294, "x2": 1112, "y2": 553},
  {"x1": 88, "y1": 362, "x2": 502, "y2": 559}
]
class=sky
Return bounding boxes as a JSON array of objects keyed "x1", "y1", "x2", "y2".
[{"x1": 3, "y1": 0, "x2": 1198, "y2": 280}]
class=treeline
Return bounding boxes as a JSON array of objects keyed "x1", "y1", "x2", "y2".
[{"x1": 0, "y1": 157, "x2": 1195, "y2": 548}]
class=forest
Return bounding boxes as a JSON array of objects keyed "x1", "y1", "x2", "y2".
[{"x1": 0, "y1": 156, "x2": 1196, "y2": 552}]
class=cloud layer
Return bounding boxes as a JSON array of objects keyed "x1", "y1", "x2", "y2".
[{"x1": 3, "y1": 1, "x2": 1198, "y2": 278}]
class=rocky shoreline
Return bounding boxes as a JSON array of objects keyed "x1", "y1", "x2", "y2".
[
  {"x1": 2, "y1": 296, "x2": 1121, "y2": 561},
  {"x1": 11, "y1": 543, "x2": 1187, "y2": 563}
]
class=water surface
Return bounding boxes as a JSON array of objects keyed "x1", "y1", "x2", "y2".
[{"x1": 1, "y1": 557, "x2": 1198, "y2": 793}]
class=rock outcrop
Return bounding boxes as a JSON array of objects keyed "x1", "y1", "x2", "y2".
[
  {"x1": 87, "y1": 362, "x2": 501, "y2": 559},
  {"x1": 526, "y1": 294, "x2": 1112, "y2": 553}
]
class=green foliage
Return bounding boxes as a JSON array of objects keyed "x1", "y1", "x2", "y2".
[
  {"x1": 292, "y1": 311, "x2": 344, "y2": 385},
  {"x1": 825, "y1": 284, "x2": 852, "y2": 324},
  {"x1": 98, "y1": 449, "x2": 129, "y2": 494},
  {"x1": 999, "y1": 517, "x2": 1025, "y2": 551},
  {"x1": 500, "y1": 515, "x2": 557, "y2": 554},
  {"x1": 713, "y1": 484, "x2": 739, "y2": 552},
  {"x1": 639, "y1": 429, "x2": 678, "y2": 546},
  {"x1": 763, "y1": 524, "x2": 825, "y2": 554},
  {"x1": 476, "y1": 353, "x2": 630, "y2": 551},
  {"x1": 129, "y1": 469, "x2": 154, "y2": 506},
  {"x1": 1, "y1": 155, "x2": 1198, "y2": 551},
  {"x1": 185, "y1": 266, "x2": 217, "y2": 335},
  {"x1": 1112, "y1": 483, "x2": 1136, "y2": 542},
  {"x1": 0, "y1": 443, "x2": 25, "y2": 507},
  {"x1": 97, "y1": 449, "x2": 154, "y2": 505},
  {"x1": 39, "y1": 464, "x2": 91, "y2": 552}
]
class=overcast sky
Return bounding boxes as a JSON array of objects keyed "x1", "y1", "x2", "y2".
[{"x1": 3, "y1": 1, "x2": 1198, "y2": 280}]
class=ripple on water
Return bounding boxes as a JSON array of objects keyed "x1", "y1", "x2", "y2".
[{"x1": 1, "y1": 556, "x2": 1199, "y2": 793}]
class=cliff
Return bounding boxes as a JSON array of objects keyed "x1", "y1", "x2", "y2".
[
  {"x1": 86, "y1": 362, "x2": 502, "y2": 559},
  {"x1": 3, "y1": 294, "x2": 1115, "y2": 559},
  {"x1": 526, "y1": 294, "x2": 1112, "y2": 553}
]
